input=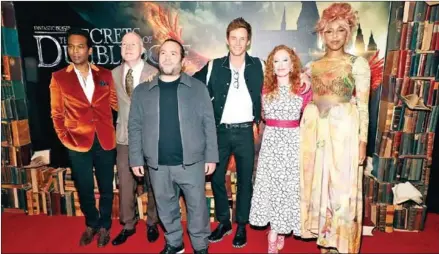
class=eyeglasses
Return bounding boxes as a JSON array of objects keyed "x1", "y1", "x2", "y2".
[{"x1": 233, "y1": 70, "x2": 239, "y2": 89}]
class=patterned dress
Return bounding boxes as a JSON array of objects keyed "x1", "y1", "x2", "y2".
[
  {"x1": 249, "y1": 83, "x2": 312, "y2": 235},
  {"x1": 300, "y1": 55, "x2": 370, "y2": 253}
]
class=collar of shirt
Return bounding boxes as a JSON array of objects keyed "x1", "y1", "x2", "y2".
[
  {"x1": 73, "y1": 63, "x2": 92, "y2": 88},
  {"x1": 230, "y1": 61, "x2": 245, "y2": 74},
  {"x1": 124, "y1": 60, "x2": 144, "y2": 78},
  {"x1": 73, "y1": 63, "x2": 92, "y2": 79},
  {"x1": 72, "y1": 63, "x2": 95, "y2": 103}
]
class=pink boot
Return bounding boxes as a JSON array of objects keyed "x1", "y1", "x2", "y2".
[{"x1": 277, "y1": 235, "x2": 285, "y2": 250}]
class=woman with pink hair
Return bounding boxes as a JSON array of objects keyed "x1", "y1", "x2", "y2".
[{"x1": 299, "y1": 3, "x2": 370, "y2": 253}]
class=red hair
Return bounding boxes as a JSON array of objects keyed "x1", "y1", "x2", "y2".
[
  {"x1": 316, "y1": 3, "x2": 357, "y2": 40},
  {"x1": 263, "y1": 45, "x2": 301, "y2": 101}
]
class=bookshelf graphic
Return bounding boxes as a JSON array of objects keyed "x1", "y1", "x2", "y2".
[
  {"x1": 1, "y1": 1, "x2": 34, "y2": 212},
  {"x1": 365, "y1": 1, "x2": 438, "y2": 233}
]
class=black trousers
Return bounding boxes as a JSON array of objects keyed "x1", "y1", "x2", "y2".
[
  {"x1": 68, "y1": 135, "x2": 116, "y2": 230},
  {"x1": 211, "y1": 125, "x2": 254, "y2": 225}
]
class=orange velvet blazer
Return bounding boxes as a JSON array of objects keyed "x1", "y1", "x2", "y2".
[{"x1": 49, "y1": 63, "x2": 118, "y2": 152}]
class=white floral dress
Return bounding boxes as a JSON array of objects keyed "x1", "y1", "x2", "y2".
[{"x1": 249, "y1": 83, "x2": 311, "y2": 235}]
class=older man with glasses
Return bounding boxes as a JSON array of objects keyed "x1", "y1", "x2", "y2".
[{"x1": 111, "y1": 32, "x2": 160, "y2": 246}]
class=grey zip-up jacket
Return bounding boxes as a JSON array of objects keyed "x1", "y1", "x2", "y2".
[{"x1": 128, "y1": 72, "x2": 219, "y2": 169}]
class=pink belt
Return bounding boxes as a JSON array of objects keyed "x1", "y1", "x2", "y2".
[{"x1": 265, "y1": 119, "x2": 299, "y2": 128}]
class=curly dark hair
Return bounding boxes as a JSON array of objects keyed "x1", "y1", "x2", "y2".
[{"x1": 263, "y1": 45, "x2": 302, "y2": 101}]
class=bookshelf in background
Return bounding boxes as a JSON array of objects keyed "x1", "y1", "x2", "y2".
[
  {"x1": 1, "y1": 1, "x2": 34, "y2": 213},
  {"x1": 1, "y1": 163, "x2": 238, "y2": 223},
  {"x1": 365, "y1": 1, "x2": 439, "y2": 233}
]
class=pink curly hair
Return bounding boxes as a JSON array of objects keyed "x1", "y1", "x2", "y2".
[{"x1": 316, "y1": 3, "x2": 358, "y2": 42}]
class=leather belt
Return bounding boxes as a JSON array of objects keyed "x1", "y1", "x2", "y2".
[{"x1": 220, "y1": 122, "x2": 253, "y2": 129}]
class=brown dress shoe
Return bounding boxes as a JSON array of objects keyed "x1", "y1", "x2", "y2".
[
  {"x1": 97, "y1": 228, "x2": 110, "y2": 248},
  {"x1": 79, "y1": 227, "x2": 98, "y2": 246}
]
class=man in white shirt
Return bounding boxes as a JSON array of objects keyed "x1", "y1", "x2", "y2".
[
  {"x1": 110, "y1": 32, "x2": 160, "y2": 246},
  {"x1": 193, "y1": 18, "x2": 265, "y2": 248}
]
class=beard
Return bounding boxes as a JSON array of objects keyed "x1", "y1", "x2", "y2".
[{"x1": 159, "y1": 64, "x2": 181, "y2": 76}]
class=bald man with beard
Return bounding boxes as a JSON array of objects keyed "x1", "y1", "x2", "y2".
[{"x1": 111, "y1": 32, "x2": 160, "y2": 246}]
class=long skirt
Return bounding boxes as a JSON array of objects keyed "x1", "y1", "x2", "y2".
[{"x1": 300, "y1": 102, "x2": 363, "y2": 253}]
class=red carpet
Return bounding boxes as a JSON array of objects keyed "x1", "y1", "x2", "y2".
[{"x1": 2, "y1": 212, "x2": 439, "y2": 253}]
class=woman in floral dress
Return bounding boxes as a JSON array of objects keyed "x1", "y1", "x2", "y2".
[
  {"x1": 249, "y1": 45, "x2": 312, "y2": 253},
  {"x1": 299, "y1": 3, "x2": 371, "y2": 253}
]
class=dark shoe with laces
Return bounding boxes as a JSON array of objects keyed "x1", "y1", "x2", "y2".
[
  {"x1": 147, "y1": 224, "x2": 160, "y2": 243},
  {"x1": 232, "y1": 225, "x2": 247, "y2": 248},
  {"x1": 79, "y1": 227, "x2": 98, "y2": 246},
  {"x1": 208, "y1": 222, "x2": 232, "y2": 243},
  {"x1": 159, "y1": 243, "x2": 185, "y2": 254},
  {"x1": 111, "y1": 228, "x2": 136, "y2": 246}
]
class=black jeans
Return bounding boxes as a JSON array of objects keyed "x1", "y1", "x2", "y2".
[
  {"x1": 68, "y1": 135, "x2": 116, "y2": 230},
  {"x1": 211, "y1": 125, "x2": 254, "y2": 225}
]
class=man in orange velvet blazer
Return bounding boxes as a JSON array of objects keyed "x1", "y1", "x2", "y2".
[{"x1": 49, "y1": 28, "x2": 118, "y2": 248}]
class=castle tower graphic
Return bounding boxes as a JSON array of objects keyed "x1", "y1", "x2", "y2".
[
  {"x1": 252, "y1": 2, "x2": 379, "y2": 63},
  {"x1": 355, "y1": 23, "x2": 366, "y2": 54},
  {"x1": 367, "y1": 32, "x2": 378, "y2": 51},
  {"x1": 281, "y1": 7, "x2": 286, "y2": 31},
  {"x1": 251, "y1": 1, "x2": 319, "y2": 64},
  {"x1": 355, "y1": 22, "x2": 379, "y2": 60}
]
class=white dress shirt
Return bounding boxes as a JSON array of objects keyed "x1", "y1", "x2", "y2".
[
  {"x1": 73, "y1": 64, "x2": 94, "y2": 103},
  {"x1": 220, "y1": 61, "x2": 254, "y2": 124},
  {"x1": 123, "y1": 60, "x2": 144, "y2": 90}
]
